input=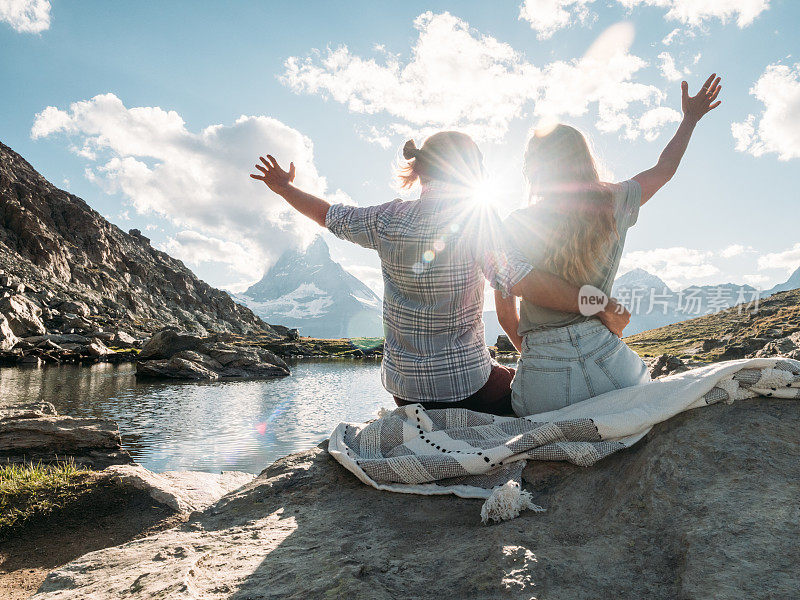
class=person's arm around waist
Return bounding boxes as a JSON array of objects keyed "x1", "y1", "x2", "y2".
[
  {"x1": 494, "y1": 290, "x2": 524, "y2": 352},
  {"x1": 250, "y1": 155, "x2": 330, "y2": 226},
  {"x1": 509, "y1": 270, "x2": 630, "y2": 338}
]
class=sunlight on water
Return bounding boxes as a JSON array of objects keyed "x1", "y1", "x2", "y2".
[{"x1": 0, "y1": 360, "x2": 393, "y2": 474}]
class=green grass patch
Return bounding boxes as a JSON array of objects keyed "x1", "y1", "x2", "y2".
[
  {"x1": 349, "y1": 337, "x2": 384, "y2": 352},
  {"x1": 0, "y1": 460, "x2": 94, "y2": 536},
  {"x1": 108, "y1": 346, "x2": 140, "y2": 353}
]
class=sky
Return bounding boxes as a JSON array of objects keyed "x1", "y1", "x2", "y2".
[{"x1": 1, "y1": 0, "x2": 798, "y2": 308}]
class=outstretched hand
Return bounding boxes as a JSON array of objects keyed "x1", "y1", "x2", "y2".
[
  {"x1": 250, "y1": 155, "x2": 295, "y2": 195},
  {"x1": 682, "y1": 73, "x2": 722, "y2": 123}
]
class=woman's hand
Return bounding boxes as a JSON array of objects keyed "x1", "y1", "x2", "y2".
[
  {"x1": 597, "y1": 298, "x2": 631, "y2": 338},
  {"x1": 249, "y1": 155, "x2": 331, "y2": 227},
  {"x1": 681, "y1": 73, "x2": 722, "y2": 124},
  {"x1": 250, "y1": 155, "x2": 296, "y2": 196}
]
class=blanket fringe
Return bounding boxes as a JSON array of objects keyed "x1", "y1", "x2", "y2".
[{"x1": 480, "y1": 481, "x2": 545, "y2": 524}]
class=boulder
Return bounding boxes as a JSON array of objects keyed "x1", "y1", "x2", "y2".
[
  {"x1": 752, "y1": 332, "x2": 800, "y2": 358},
  {"x1": 647, "y1": 353, "x2": 689, "y2": 378},
  {"x1": 270, "y1": 324, "x2": 300, "y2": 340},
  {"x1": 495, "y1": 334, "x2": 517, "y2": 353},
  {"x1": 112, "y1": 330, "x2": 138, "y2": 348},
  {"x1": 136, "y1": 357, "x2": 220, "y2": 380},
  {"x1": 172, "y1": 349, "x2": 223, "y2": 371},
  {"x1": 17, "y1": 355, "x2": 43, "y2": 367},
  {"x1": 82, "y1": 339, "x2": 111, "y2": 358},
  {"x1": 0, "y1": 403, "x2": 132, "y2": 468},
  {"x1": 91, "y1": 331, "x2": 117, "y2": 342},
  {"x1": 138, "y1": 329, "x2": 206, "y2": 360},
  {"x1": 203, "y1": 343, "x2": 290, "y2": 378},
  {"x1": 136, "y1": 330, "x2": 290, "y2": 380},
  {"x1": 719, "y1": 337, "x2": 771, "y2": 360},
  {"x1": 55, "y1": 300, "x2": 91, "y2": 317},
  {"x1": 0, "y1": 294, "x2": 46, "y2": 336},
  {"x1": 33, "y1": 397, "x2": 800, "y2": 599},
  {"x1": 0, "y1": 313, "x2": 19, "y2": 350}
]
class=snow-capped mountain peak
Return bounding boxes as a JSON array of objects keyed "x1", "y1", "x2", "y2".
[{"x1": 233, "y1": 237, "x2": 383, "y2": 338}]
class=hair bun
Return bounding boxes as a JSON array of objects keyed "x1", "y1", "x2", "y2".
[{"x1": 402, "y1": 139, "x2": 419, "y2": 160}]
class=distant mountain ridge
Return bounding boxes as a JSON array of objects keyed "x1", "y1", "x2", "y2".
[
  {"x1": 233, "y1": 237, "x2": 384, "y2": 339},
  {"x1": 0, "y1": 141, "x2": 276, "y2": 337},
  {"x1": 609, "y1": 267, "x2": 797, "y2": 336},
  {"x1": 763, "y1": 266, "x2": 800, "y2": 296}
]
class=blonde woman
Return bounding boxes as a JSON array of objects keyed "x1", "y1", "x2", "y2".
[{"x1": 497, "y1": 74, "x2": 722, "y2": 416}]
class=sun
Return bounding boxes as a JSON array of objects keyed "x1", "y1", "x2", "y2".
[{"x1": 469, "y1": 176, "x2": 502, "y2": 208}]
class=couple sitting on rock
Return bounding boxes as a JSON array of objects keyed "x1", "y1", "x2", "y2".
[{"x1": 251, "y1": 75, "x2": 722, "y2": 417}]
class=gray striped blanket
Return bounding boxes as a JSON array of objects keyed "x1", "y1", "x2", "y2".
[{"x1": 328, "y1": 358, "x2": 800, "y2": 522}]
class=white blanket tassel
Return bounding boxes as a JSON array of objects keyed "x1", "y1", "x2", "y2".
[{"x1": 480, "y1": 480, "x2": 545, "y2": 524}]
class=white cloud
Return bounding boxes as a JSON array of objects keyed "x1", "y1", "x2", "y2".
[
  {"x1": 282, "y1": 13, "x2": 664, "y2": 142},
  {"x1": 32, "y1": 93, "x2": 349, "y2": 283},
  {"x1": 657, "y1": 51, "x2": 684, "y2": 81},
  {"x1": 719, "y1": 244, "x2": 754, "y2": 258},
  {"x1": 161, "y1": 230, "x2": 263, "y2": 281},
  {"x1": 0, "y1": 0, "x2": 50, "y2": 33},
  {"x1": 732, "y1": 63, "x2": 800, "y2": 160},
  {"x1": 518, "y1": 0, "x2": 595, "y2": 39},
  {"x1": 620, "y1": 247, "x2": 719, "y2": 287},
  {"x1": 637, "y1": 106, "x2": 681, "y2": 141},
  {"x1": 758, "y1": 243, "x2": 800, "y2": 273},
  {"x1": 521, "y1": 0, "x2": 768, "y2": 40},
  {"x1": 618, "y1": 0, "x2": 770, "y2": 28},
  {"x1": 661, "y1": 28, "x2": 681, "y2": 45}
]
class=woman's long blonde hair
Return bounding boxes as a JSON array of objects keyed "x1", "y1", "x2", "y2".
[{"x1": 523, "y1": 124, "x2": 617, "y2": 285}]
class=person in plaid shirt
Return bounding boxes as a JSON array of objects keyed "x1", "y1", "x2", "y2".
[{"x1": 251, "y1": 132, "x2": 629, "y2": 415}]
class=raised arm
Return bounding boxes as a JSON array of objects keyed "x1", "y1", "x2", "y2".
[
  {"x1": 494, "y1": 290, "x2": 523, "y2": 352},
  {"x1": 509, "y1": 270, "x2": 631, "y2": 338},
  {"x1": 633, "y1": 73, "x2": 722, "y2": 205},
  {"x1": 250, "y1": 155, "x2": 330, "y2": 227}
]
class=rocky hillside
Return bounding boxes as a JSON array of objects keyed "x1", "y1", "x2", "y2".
[
  {"x1": 625, "y1": 287, "x2": 800, "y2": 362},
  {"x1": 0, "y1": 142, "x2": 279, "y2": 342},
  {"x1": 234, "y1": 237, "x2": 383, "y2": 338}
]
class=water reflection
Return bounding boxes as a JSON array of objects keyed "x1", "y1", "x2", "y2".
[{"x1": 0, "y1": 360, "x2": 393, "y2": 474}]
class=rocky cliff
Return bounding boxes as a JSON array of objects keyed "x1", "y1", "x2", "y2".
[
  {"x1": 0, "y1": 141, "x2": 278, "y2": 340},
  {"x1": 31, "y1": 396, "x2": 799, "y2": 599}
]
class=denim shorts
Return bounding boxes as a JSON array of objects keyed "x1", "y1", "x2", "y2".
[{"x1": 511, "y1": 320, "x2": 651, "y2": 417}]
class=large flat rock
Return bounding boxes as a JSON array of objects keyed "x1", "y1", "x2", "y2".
[
  {"x1": 34, "y1": 398, "x2": 799, "y2": 599},
  {"x1": 0, "y1": 403, "x2": 132, "y2": 468}
]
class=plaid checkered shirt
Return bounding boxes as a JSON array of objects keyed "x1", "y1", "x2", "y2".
[{"x1": 326, "y1": 182, "x2": 533, "y2": 402}]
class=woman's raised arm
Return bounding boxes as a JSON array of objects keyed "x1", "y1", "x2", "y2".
[
  {"x1": 633, "y1": 73, "x2": 722, "y2": 205},
  {"x1": 250, "y1": 155, "x2": 331, "y2": 227}
]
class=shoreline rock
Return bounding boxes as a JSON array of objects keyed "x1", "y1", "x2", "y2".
[
  {"x1": 135, "y1": 329, "x2": 290, "y2": 380},
  {"x1": 31, "y1": 395, "x2": 800, "y2": 599},
  {"x1": 0, "y1": 403, "x2": 133, "y2": 469}
]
